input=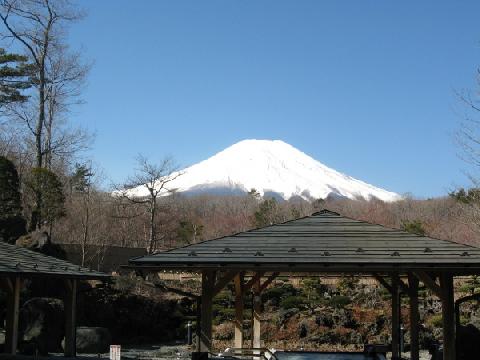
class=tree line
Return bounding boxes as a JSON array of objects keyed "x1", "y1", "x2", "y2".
[{"x1": 1, "y1": 1, "x2": 480, "y2": 271}]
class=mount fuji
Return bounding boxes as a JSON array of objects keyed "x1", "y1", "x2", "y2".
[{"x1": 126, "y1": 139, "x2": 401, "y2": 202}]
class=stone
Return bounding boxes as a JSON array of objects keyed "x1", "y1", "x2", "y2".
[
  {"x1": 457, "y1": 324, "x2": 480, "y2": 360},
  {"x1": 20, "y1": 297, "x2": 65, "y2": 355},
  {"x1": 16, "y1": 231, "x2": 49, "y2": 250},
  {"x1": 63, "y1": 327, "x2": 112, "y2": 354},
  {"x1": 315, "y1": 312, "x2": 334, "y2": 328},
  {"x1": 278, "y1": 308, "x2": 298, "y2": 326},
  {"x1": 298, "y1": 322, "x2": 308, "y2": 338}
]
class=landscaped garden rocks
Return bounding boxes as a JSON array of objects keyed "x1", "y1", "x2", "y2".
[
  {"x1": 61, "y1": 327, "x2": 112, "y2": 354},
  {"x1": 19, "y1": 297, "x2": 65, "y2": 355},
  {"x1": 77, "y1": 284, "x2": 192, "y2": 344}
]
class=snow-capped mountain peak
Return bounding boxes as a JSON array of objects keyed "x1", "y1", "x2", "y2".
[{"x1": 126, "y1": 139, "x2": 401, "y2": 202}]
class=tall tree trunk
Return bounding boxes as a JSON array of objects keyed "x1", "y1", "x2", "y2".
[
  {"x1": 36, "y1": 67, "x2": 46, "y2": 169},
  {"x1": 81, "y1": 195, "x2": 89, "y2": 267},
  {"x1": 148, "y1": 198, "x2": 156, "y2": 254},
  {"x1": 32, "y1": 66, "x2": 46, "y2": 230}
]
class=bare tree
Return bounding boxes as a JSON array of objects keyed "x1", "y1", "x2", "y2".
[
  {"x1": 0, "y1": 0, "x2": 88, "y2": 169},
  {"x1": 455, "y1": 68, "x2": 480, "y2": 172},
  {"x1": 117, "y1": 155, "x2": 182, "y2": 254},
  {"x1": 452, "y1": 67, "x2": 480, "y2": 237}
]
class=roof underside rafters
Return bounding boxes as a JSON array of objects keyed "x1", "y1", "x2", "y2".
[{"x1": 129, "y1": 210, "x2": 480, "y2": 274}]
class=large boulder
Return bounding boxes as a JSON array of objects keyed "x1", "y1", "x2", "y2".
[
  {"x1": 64, "y1": 327, "x2": 111, "y2": 354},
  {"x1": 15, "y1": 231, "x2": 66, "y2": 260},
  {"x1": 20, "y1": 297, "x2": 65, "y2": 355},
  {"x1": 16, "y1": 231, "x2": 49, "y2": 250},
  {"x1": 457, "y1": 324, "x2": 480, "y2": 360}
]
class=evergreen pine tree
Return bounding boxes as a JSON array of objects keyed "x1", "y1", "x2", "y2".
[
  {"x1": 26, "y1": 168, "x2": 65, "y2": 232},
  {"x1": 0, "y1": 156, "x2": 26, "y2": 243},
  {"x1": 0, "y1": 48, "x2": 32, "y2": 106}
]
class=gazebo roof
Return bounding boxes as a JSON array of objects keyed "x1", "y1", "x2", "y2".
[
  {"x1": 129, "y1": 210, "x2": 480, "y2": 274},
  {"x1": 0, "y1": 241, "x2": 108, "y2": 279}
]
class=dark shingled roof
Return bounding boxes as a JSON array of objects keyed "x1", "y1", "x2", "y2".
[
  {"x1": 129, "y1": 210, "x2": 480, "y2": 274},
  {"x1": 0, "y1": 241, "x2": 109, "y2": 279}
]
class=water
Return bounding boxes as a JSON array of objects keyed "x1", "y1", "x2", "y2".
[{"x1": 274, "y1": 352, "x2": 379, "y2": 360}]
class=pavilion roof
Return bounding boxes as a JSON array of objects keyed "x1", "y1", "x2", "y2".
[
  {"x1": 129, "y1": 210, "x2": 480, "y2": 274},
  {"x1": 0, "y1": 241, "x2": 109, "y2": 279}
]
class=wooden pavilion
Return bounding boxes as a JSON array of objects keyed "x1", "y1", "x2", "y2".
[
  {"x1": 0, "y1": 241, "x2": 108, "y2": 357},
  {"x1": 129, "y1": 210, "x2": 480, "y2": 360}
]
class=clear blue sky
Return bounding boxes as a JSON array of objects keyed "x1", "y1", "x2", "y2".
[{"x1": 68, "y1": 1, "x2": 480, "y2": 198}]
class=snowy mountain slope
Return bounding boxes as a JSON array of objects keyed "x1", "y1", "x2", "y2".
[{"x1": 125, "y1": 139, "x2": 401, "y2": 202}]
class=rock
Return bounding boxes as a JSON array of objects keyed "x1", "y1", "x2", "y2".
[
  {"x1": 63, "y1": 327, "x2": 111, "y2": 354},
  {"x1": 299, "y1": 322, "x2": 308, "y2": 338},
  {"x1": 457, "y1": 324, "x2": 480, "y2": 360},
  {"x1": 16, "y1": 231, "x2": 49, "y2": 250},
  {"x1": 278, "y1": 308, "x2": 298, "y2": 326},
  {"x1": 315, "y1": 313, "x2": 334, "y2": 328},
  {"x1": 15, "y1": 231, "x2": 66, "y2": 259},
  {"x1": 20, "y1": 297, "x2": 65, "y2": 355}
]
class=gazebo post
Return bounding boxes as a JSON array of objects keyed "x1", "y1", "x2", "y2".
[
  {"x1": 391, "y1": 274, "x2": 401, "y2": 360},
  {"x1": 199, "y1": 270, "x2": 216, "y2": 352},
  {"x1": 234, "y1": 273, "x2": 244, "y2": 348},
  {"x1": 64, "y1": 279, "x2": 78, "y2": 357},
  {"x1": 408, "y1": 273, "x2": 420, "y2": 360},
  {"x1": 440, "y1": 273, "x2": 456, "y2": 360},
  {"x1": 4, "y1": 276, "x2": 21, "y2": 355},
  {"x1": 251, "y1": 275, "x2": 261, "y2": 350}
]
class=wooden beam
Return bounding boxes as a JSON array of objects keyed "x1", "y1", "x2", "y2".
[
  {"x1": 234, "y1": 273, "x2": 244, "y2": 348},
  {"x1": 373, "y1": 273, "x2": 392, "y2": 293},
  {"x1": 64, "y1": 279, "x2": 78, "y2": 357},
  {"x1": 213, "y1": 270, "x2": 238, "y2": 296},
  {"x1": 199, "y1": 270, "x2": 215, "y2": 352},
  {"x1": 251, "y1": 274, "x2": 262, "y2": 350},
  {"x1": 243, "y1": 272, "x2": 265, "y2": 291},
  {"x1": 4, "y1": 277, "x2": 21, "y2": 355},
  {"x1": 398, "y1": 278, "x2": 410, "y2": 294},
  {"x1": 414, "y1": 271, "x2": 442, "y2": 298},
  {"x1": 391, "y1": 274, "x2": 401, "y2": 360},
  {"x1": 259, "y1": 272, "x2": 279, "y2": 292},
  {"x1": 408, "y1": 273, "x2": 420, "y2": 360},
  {"x1": 440, "y1": 273, "x2": 456, "y2": 360}
]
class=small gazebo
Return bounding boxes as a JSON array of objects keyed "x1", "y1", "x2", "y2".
[
  {"x1": 129, "y1": 210, "x2": 480, "y2": 360},
  {"x1": 0, "y1": 241, "x2": 108, "y2": 356}
]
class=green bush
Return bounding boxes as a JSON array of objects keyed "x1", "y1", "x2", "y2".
[
  {"x1": 328, "y1": 295, "x2": 352, "y2": 308},
  {"x1": 213, "y1": 304, "x2": 235, "y2": 324},
  {"x1": 262, "y1": 283, "x2": 298, "y2": 307},
  {"x1": 427, "y1": 314, "x2": 443, "y2": 328},
  {"x1": 280, "y1": 295, "x2": 306, "y2": 310}
]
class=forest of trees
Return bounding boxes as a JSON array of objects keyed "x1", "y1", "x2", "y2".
[{"x1": 1, "y1": 0, "x2": 480, "y2": 271}]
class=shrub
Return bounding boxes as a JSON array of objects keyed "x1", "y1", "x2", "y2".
[
  {"x1": 214, "y1": 322, "x2": 234, "y2": 340},
  {"x1": 280, "y1": 295, "x2": 306, "y2": 310},
  {"x1": 262, "y1": 283, "x2": 298, "y2": 307},
  {"x1": 329, "y1": 295, "x2": 352, "y2": 308},
  {"x1": 427, "y1": 314, "x2": 443, "y2": 328}
]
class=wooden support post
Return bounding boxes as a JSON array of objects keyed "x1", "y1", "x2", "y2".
[
  {"x1": 199, "y1": 270, "x2": 215, "y2": 352},
  {"x1": 195, "y1": 297, "x2": 201, "y2": 352},
  {"x1": 4, "y1": 276, "x2": 21, "y2": 355},
  {"x1": 440, "y1": 273, "x2": 456, "y2": 360},
  {"x1": 408, "y1": 273, "x2": 420, "y2": 360},
  {"x1": 64, "y1": 279, "x2": 78, "y2": 357},
  {"x1": 391, "y1": 274, "x2": 401, "y2": 360},
  {"x1": 234, "y1": 273, "x2": 244, "y2": 348},
  {"x1": 251, "y1": 275, "x2": 261, "y2": 349}
]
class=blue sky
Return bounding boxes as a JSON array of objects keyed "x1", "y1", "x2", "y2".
[{"x1": 68, "y1": 1, "x2": 480, "y2": 197}]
